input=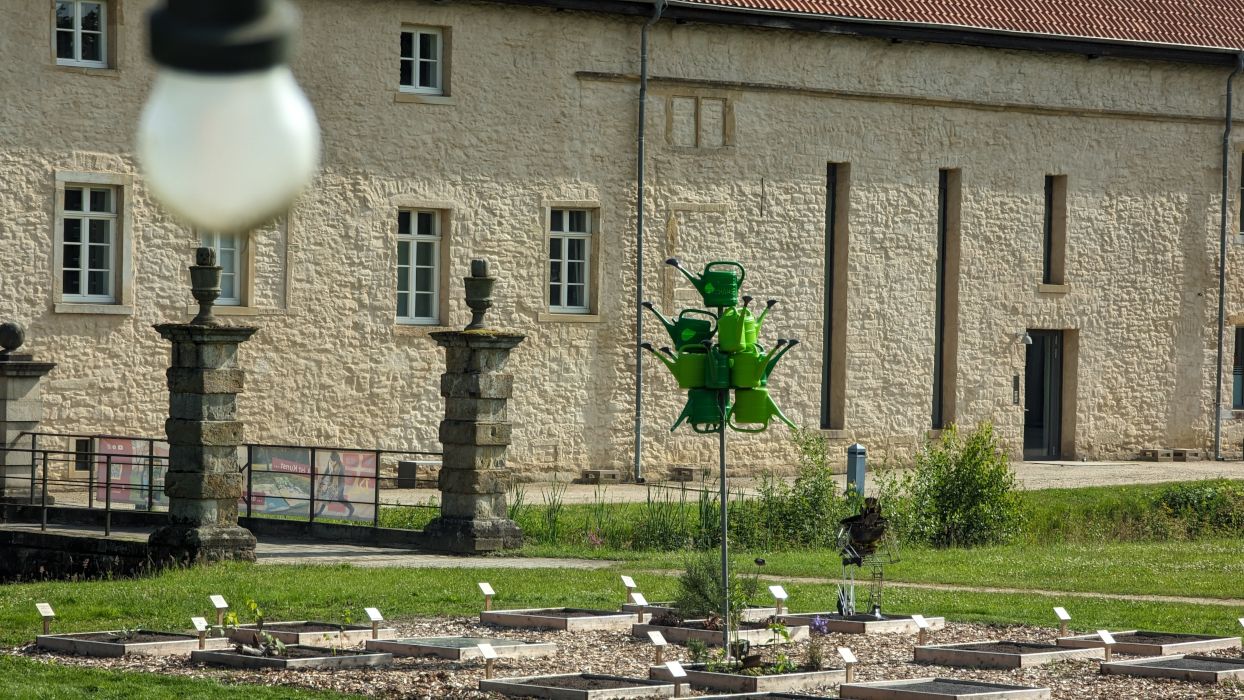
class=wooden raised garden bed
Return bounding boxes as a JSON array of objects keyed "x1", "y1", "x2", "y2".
[
  {"x1": 914, "y1": 640, "x2": 1103, "y2": 668},
  {"x1": 632, "y1": 620, "x2": 808, "y2": 647},
  {"x1": 228, "y1": 621, "x2": 397, "y2": 645},
  {"x1": 1100, "y1": 654, "x2": 1244, "y2": 683},
  {"x1": 840, "y1": 677, "x2": 1051, "y2": 700},
  {"x1": 1056, "y1": 630, "x2": 1241, "y2": 656},
  {"x1": 649, "y1": 662, "x2": 845, "y2": 693},
  {"x1": 190, "y1": 645, "x2": 392, "y2": 669},
  {"x1": 482, "y1": 608, "x2": 641, "y2": 632},
  {"x1": 364, "y1": 636, "x2": 556, "y2": 660},
  {"x1": 36, "y1": 630, "x2": 229, "y2": 657},
  {"x1": 778, "y1": 612, "x2": 945, "y2": 635},
  {"x1": 479, "y1": 673, "x2": 675, "y2": 699},
  {"x1": 621, "y1": 601, "x2": 778, "y2": 623}
]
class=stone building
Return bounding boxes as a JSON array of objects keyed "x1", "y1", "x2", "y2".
[{"x1": 3, "y1": 0, "x2": 1244, "y2": 480}]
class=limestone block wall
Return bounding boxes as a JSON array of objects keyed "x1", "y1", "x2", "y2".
[{"x1": 1, "y1": 0, "x2": 1243, "y2": 478}]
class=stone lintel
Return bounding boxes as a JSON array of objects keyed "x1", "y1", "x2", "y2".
[
  {"x1": 439, "y1": 420, "x2": 512, "y2": 446},
  {"x1": 166, "y1": 367, "x2": 245, "y2": 394},
  {"x1": 165, "y1": 419, "x2": 243, "y2": 447},
  {"x1": 440, "y1": 373, "x2": 513, "y2": 400}
]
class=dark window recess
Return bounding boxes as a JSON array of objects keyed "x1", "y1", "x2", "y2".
[
  {"x1": 1233, "y1": 327, "x2": 1244, "y2": 409},
  {"x1": 74, "y1": 438, "x2": 92, "y2": 472},
  {"x1": 1042, "y1": 175, "x2": 1055, "y2": 284}
]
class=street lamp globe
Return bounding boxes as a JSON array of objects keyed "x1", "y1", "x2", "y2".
[{"x1": 137, "y1": 0, "x2": 320, "y2": 232}]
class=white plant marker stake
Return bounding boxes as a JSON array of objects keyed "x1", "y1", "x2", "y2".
[
  {"x1": 1054, "y1": 607, "x2": 1071, "y2": 638},
  {"x1": 838, "y1": 647, "x2": 858, "y2": 682},
  {"x1": 631, "y1": 592, "x2": 649, "y2": 621},
  {"x1": 769, "y1": 585, "x2": 788, "y2": 616},
  {"x1": 365, "y1": 607, "x2": 384, "y2": 639},
  {"x1": 1097, "y1": 630, "x2": 1115, "y2": 661},
  {"x1": 478, "y1": 582, "x2": 495, "y2": 611},
  {"x1": 912, "y1": 614, "x2": 930, "y2": 646},
  {"x1": 621, "y1": 575, "x2": 637, "y2": 604},
  {"x1": 478, "y1": 642, "x2": 498, "y2": 678},
  {"x1": 210, "y1": 595, "x2": 229, "y2": 628},
  {"x1": 35, "y1": 603, "x2": 55, "y2": 635},
  {"x1": 665, "y1": 660, "x2": 687, "y2": 697},
  {"x1": 648, "y1": 630, "x2": 667, "y2": 664},
  {"x1": 191, "y1": 616, "x2": 209, "y2": 649}
]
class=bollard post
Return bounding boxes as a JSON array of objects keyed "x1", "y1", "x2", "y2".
[{"x1": 846, "y1": 443, "x2": 866, "y2": 496}]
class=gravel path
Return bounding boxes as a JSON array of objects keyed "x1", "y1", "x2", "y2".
[{"x1": 11, "y1": 617, "x2": 1244, "y2": 698}]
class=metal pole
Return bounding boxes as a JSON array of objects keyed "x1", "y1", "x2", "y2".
[
  {"x1": 40, "y1": 452, "x2": 49, "y2": 532},
  {"x1": 373, "y1": 450, "x2": 381, "y2": 528},
  {"x1": 245, "y1": 445, "x2": 253, "y2": 519},
  {"x1": 87, "y1": 450, "x2": 95, "y2": 510},
  {"x1": 147, "y1": 439, "x2": 155, "y2": 512},
  {"x1": 29, "y1": 436, "x2": 37, "y2": 506},
  {"x1": 718, "y1": 388, "x2": 730, "y2": 654},
  {"x1": 104, "y1": 454, "x2": 112, "y2": 537},
  {"x1": 309, "y1": 447, "x2": 316, "y2": 523}
]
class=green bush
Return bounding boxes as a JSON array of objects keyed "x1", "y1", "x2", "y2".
[
  {"x1": 673, "y1": 551, "x2": 761, "y2": 624},
  {"x1": 1154, "y1": 480, "x2": 1244, "y2": 538},
  {"x1": 905, "y1": 422, "x2": 1023, "y2": 548}
]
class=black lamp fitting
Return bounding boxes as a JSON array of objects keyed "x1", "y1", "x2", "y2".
[{"x1": 149, "y1": 0, "x2": 298, "y2": 74}]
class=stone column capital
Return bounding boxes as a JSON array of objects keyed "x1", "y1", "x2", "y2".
[{"x1": 431, "y1": 330, "x2": 526, "y2": 351}]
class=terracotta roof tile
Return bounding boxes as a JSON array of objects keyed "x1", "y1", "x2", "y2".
[{"x1": 682, "y1": 0, "x2": 1244, "y2": 50}]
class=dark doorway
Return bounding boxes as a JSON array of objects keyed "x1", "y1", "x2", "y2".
[{"x1": 1023, "y1": 330, "x2": 1063, "y2": 460}]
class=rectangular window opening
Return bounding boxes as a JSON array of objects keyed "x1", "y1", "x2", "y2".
[
  {"x1": 61, "y1": 184, "x2": 117, "y2": 303},
  {"x1": 399, "y1": 27, "x2": 444, "y2": 95},
  {"x1": 1043, "y1": 174, "x2": 1067, "y2": 285},
  {"x1": 200, "y1": 232, "x2": 246, "y2": 306},
  {"x1": 396, "y1": 209, "x2": 442, "y2": 324},
  {"x1": 548, "y1": 208, "x2": 593, "y2": 314},
  {"x1": 933, "y1": 169, "x2": 961, "y2": 430},
  {"x1": 55, "y1": 0, "x2": 108, "y2": 68},
  {"x1": 821, "y1": 163, "x2": 850, "y2": 430}
]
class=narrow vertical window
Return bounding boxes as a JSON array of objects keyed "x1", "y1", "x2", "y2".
[
  {"x1": 399, "y1": 27, "x2": 443, "y2": 95},
  {"x1": 200, "y1": 232, "x2": 245, "y2": 306},
  {"x1": 1233, "y1": 327, "x2": 1244, "y2": 409},
  {"x1": 396, "y1": 210, "x2": 441, "y2": 324},
  {"x1": 548, "y1": 209, "x2": 592, "y2": 313},
  {"x1": 61, "y1": 185, "x2": 116, "y2": 302},
  {"x1": 1239, "y1": 154, "x2": 1243, "y2": 236},
  {"x1": 55, "y1": 0, "x2": 107, "y2": 68},
  {"x1": 933, "y1": 169, "x2": 962, "y2": 429},
  {"x1": 1043, "y1": 174, "x2": 1067, "y2": 285},
  {"x1": 821, "y1": 163, "x2": 850, "y2": 430}
]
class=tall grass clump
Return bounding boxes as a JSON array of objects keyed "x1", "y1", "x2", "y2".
[{"x1": 904, "y1": 422, "x2": 1022, "y2": 548}]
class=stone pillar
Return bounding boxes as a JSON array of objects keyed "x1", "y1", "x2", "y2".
[
  {"x1": 422, "y1": 260, "x2": 525, "y2": 553},
  {"x1": 148, "y1": 249, "x2": 257, "y2": 565},
  {"x1": 0, "y1": 323, "x2": 56, "y2": 503}
]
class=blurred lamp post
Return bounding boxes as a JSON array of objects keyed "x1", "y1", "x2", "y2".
[{"x1": 137, "y1": 0, "x2": 320, "y2": 231}]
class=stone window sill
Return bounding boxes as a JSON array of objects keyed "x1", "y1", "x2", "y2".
[
  {"x1": 537, "y1": 313, "x2": 602, "y2": 323},
  {"x1": 51, "y1": 64, "x2": 120, "y2": 78},
  {"x1": 1038, "y1": 283, "x2": 1070, "y2": 295},
  {"x1": 54, "y1": 303, "x2": 133, "y2": 315},
  {"x1": 819, "y1": 429, "x2": 849, "y2": 439},
  {"x1": 394, "y1": 92, "x2": 455, "y2": 105}
]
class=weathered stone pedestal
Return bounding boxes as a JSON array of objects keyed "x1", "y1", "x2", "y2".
[
  {"x1": 148, "y1": 249, "x2": 257, "y2": 565},
  {"x1": 0, "y1": 323, "x2": 56, "y2": 503},
  {"x1": 422, "y1": 330, "x2": 525, "y2": 553}
]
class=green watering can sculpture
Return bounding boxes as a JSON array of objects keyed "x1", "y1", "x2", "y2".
[
  {"x1": 730, "y1": 387, "x2": 796, "y2": 432},
  {"x1": 642, "y1": 301, "x2": 717, "y2": 348},
  {"x1": 731, "y1": 338, "x2": 798, "y2": 388},
  {"x1": 672, "y1": 387, "x2": 730, "y2": 433},
  {"x1": 718, "y1": 296, "x2": 777, "y2": 353},
  {"x1": 666, "y1": 258, "x2": 746, "y2": 308},
  {"x1": 641, "y1": 342, "x2": 706, "y2": 389}
]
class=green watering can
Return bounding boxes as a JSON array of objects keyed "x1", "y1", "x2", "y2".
[
  {"x1": 703, "y1": 342, "x2": 732, "y2": 389},
  {"x1": 666, "y1": 258, "x2": 746, "y2": 309},
  {"x1": 641, "y1": 342, "x2": 706, "y2": 389},
  {"x1": 642, "y1": 301, "x2": 717, "y2": 347},
  {"x1": 672, "y1": 387, "x2": 730, "y2": 434},
  {"x1": 729, "y1": 387, "x2": 796, "y2": 433},
  {"x1": 731, "y1": 338, "x2": 798, "y2": 388},
  {"x1": 718, "y1": 297, "x2": 778, "y2": 353}
]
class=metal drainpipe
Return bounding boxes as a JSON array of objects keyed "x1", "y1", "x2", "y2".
[
  {"x1": 633, "y1": 0, "x2": 666, "y2": 483},
  {"x1": 1214, "y1": 54, "x2": 1244, "y2": 461}
]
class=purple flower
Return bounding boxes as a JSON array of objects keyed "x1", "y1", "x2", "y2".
[{"x1": 810, "y1": 615, "x2": 830, "y2": 635}]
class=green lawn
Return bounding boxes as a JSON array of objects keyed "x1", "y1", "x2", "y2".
[{"x1": 0, "y1": 656, "x2": 361, "y2": 699}]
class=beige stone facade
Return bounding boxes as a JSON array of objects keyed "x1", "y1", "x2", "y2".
[{"x1": 3, "y1": 0, "x2": 1244, "y2": 479}]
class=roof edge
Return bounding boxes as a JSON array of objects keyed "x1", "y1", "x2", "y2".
[{"x1": 479, "y1": 0, "x2": 1243, "y2": 66}]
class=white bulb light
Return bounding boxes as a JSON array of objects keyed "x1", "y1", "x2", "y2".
[{"x1": 137, "y1": 65, "x2": 320, "y2": 232}]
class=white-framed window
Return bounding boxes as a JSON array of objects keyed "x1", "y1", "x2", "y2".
[
  {"x1": 55, "y1": 0, "x2": 107, "y2": 68},
  {"x1": 60, "y1": 185, "x2": 116, "y2": 302},
  {"x1": 396, "y1": 209, "x2": 441, "y2": 324},
  {"x1": 400, "y1": 27, "x2": 443, "y2": 95},
  {"x1": 200, "y1": 232, "x2": 246, "y2": 306},
  {"x1": 548, "y1": 209, "x2": 592, "y2": 313}
]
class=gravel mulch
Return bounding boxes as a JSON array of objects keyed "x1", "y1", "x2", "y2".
[{"x1": 10, "y1": 617, "x2": 1244, "y2": 698}]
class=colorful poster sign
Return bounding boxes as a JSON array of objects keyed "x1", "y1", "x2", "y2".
[
  {"x1": 244, "y1": 447, "x2": 376, "y2": 522},
  {"x1": 94, "y1": 438, "x2": 169, "y2": 509}
]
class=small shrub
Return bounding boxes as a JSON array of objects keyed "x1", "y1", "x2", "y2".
[
  {"x1": 1154, "y1": 480, "x2": 1244, "y2": 538},
  {"x1": 674, "y1": 551, "x2": 759, "y2": 625},
  {"x1": 905, "y1": 422, "x2": 1022, "y2": 548}
]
